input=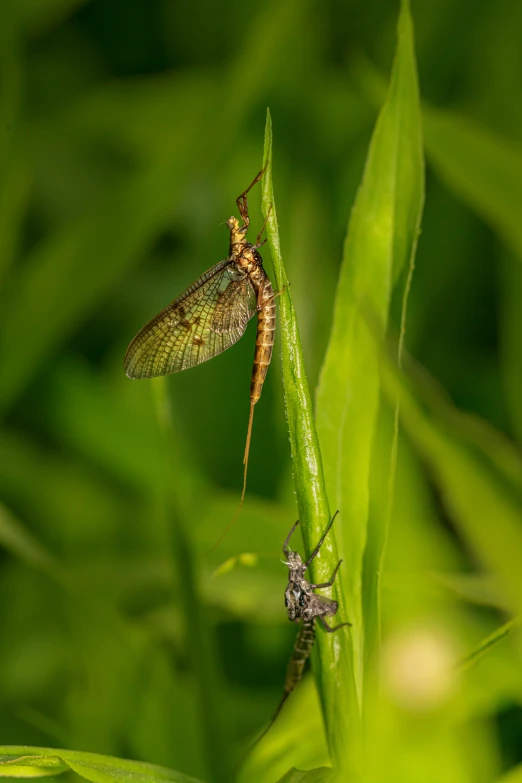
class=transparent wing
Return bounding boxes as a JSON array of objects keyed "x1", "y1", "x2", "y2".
[{"x1": 124, "y1": 260, "x2": 257, "y2": 379}]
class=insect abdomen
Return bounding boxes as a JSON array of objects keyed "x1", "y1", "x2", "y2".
[
  {"x1": 251, "y1": 278, "x2": 275, "y2": 404},
  {"x1": 284, "y1": 617, "x2": 316, "y2": 696}
]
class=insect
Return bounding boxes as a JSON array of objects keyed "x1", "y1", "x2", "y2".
[
  {"x1": 124, "y1": 169, "x2": 275, "y2": 502},
  {"x1": 256, "y1": 512, "x2": 350, "y2": 744}
]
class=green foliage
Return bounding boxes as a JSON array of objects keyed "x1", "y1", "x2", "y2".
[
  {"x1": 1, "y1": 0, "x2": 522, "y2": 781},
  {"x1": 315, "y1": 5, "x2": 424, "y2": 772},
  {"x1": 261, "y1": 112, "x2": 355, "y2": 768},
  {"x1": 275, "y1": 768, "x2": 335, "y2": 783},
  {"x1": 0, "y1": 747, "x2": 202, "y2": 783}
]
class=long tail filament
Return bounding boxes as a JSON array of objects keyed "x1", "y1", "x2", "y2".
[{"x1": 210, "y1": 400, "x2": 255, "y2": 552}]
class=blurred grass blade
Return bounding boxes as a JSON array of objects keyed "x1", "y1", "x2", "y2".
[
  {"x1": 0, "y1": 156, "x2": 202, "y2": 414},
  {"x1": 261, "y1": 110, "x2": 358, "y2": 768},
  {"x1": 315, "y1": 0, "x2": 424, "y2": 706},
  {"x1": 238, "y1": 675, "x2": 329, "y2": 783},
  {"x1": 380, "y1": 355, "x2": 522, "y2": 616},
  {"x1": 494, "y1": 766, "x2": 522, "y2": 783},
  {"x1": 0, "y1": 748, "x2": 204, "y2": 783},
  {"x1": 275, "y1": 768, "x2": 335, "y2": 783},
  {"x1": 400, "y1": 354, "x2": 522, "y2": 492},
  {"x1": 500, "y1": 252, "x2": 522, "y2": 445},
  {"x1": 151, "y1": 378, "x2": 232, "y2": 783},
  {"x1": 0, "y1": 0, "x2": 24, "y2": 283},
  {"x1": 0, "y1": 139, "x2": 31, "y2": 285},
  {"x1": 423, "y1": 105, "x2": 522, "y2": 260},
  {"x1": 434, "y1": 572, "x2": 509, "y2": 610},
  {"x1": 458, "y1": 616, "x2": 521, "y2": 674},
  {"x1": 0, "y1": 503, "x2": 66, "y2": 584},
  {"x1": 22, "y1": 0, "x2": 91, "y2": 34}
]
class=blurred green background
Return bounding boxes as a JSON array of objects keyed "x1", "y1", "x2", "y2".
[{"x1": 1, "y1": 0, "x2": 522, "y2": 781}]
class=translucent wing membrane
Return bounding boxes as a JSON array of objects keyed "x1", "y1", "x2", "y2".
[{"x1": 124, "y1": 260, "x2": 257, "y2": 379}]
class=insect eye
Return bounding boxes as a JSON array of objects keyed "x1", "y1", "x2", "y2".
[{"x1": 299, "y1": 592, "x2": 307, "y2": 607}]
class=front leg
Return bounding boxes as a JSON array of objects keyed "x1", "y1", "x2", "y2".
[
  {"x1": 236, "y1": 167, "x2": 266, "y2": 226},
  {"x1": 319, "y1": 615, "x2": 351, "y2": 633},
  {"x1": 311, "y1": 559, "x2": 343, "y2": 589},
  {"x1": 304, "y1": 510, "x2": 340, "y2": 569},
  {"x1": 255, "y1": 204, "x2": 272, "y2": 246}
]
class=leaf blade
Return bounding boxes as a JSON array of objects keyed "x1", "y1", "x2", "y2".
[
  {"x1": 261, "y1": 111, "x2": 358, "y2": 767},
  {"x1": 315, "y1": 0, "x2": 424, "y2": 710},
  {"x1": 0, "y1": 749, "x2": 204, "y2": 783}
]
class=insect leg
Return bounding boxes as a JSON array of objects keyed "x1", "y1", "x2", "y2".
[
  {"x1": 311, "y1": 558, "x2": 343, "y2": 589},
  {"x1": 255, "y1": 203, "x2": 272, "y2": 245},
  {"x1": 304, "y1": 509, "x2": 340, "y2": 569},
  {"x1": 318, "y1": 615, "x2": 351, "y2": 633},
  {"x1": 236, "y1": 165, "x2": 267, "y2": 226},
  {"x1": 271, "y1": 282, "x2": 290, "y2": 302},
  {"x1": 283, "y1": 520, "x2": 300, "y2": 556}
]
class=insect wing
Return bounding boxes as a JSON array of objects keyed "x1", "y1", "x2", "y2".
[
  {"x1": 124, "y1": 260, "x2": 257, "y2": 379},
  {"x1": 310, "y1": 593, "x2": 338, "y2": 617}
]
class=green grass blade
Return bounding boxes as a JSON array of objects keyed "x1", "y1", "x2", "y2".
[
  {"x1": 315, "y1": 0, "x2": 424, "y2": 707},
  {"x1": 500, "y1": 251, "x2": 522, "y2": 445},
  {"x1": 0, "y1": 138, "x2": 30, "y2": 285},
  {"x1": 261, "y1": 114, "x2": 330, "y2": 535},
  {"x1": 0, "y1": 503, "x2": 61, "y2": 578},
  {"x1": 0, "y1": 0, "x2": 24, "y2": 284},
  {"x1": 494, "y1": 765, "x2": 522, "y2": 783},
  {"x1": 458, "y1": 616, "x2": 521, "y2": 674},
  {"x1": 356, "y1": 48, "x2": 522, "y2": 268},
  {"x1": 22, "y1": 0, "x2": 91, "y2": 34},
  {"x1": 275, "y1": 768, "x2": 335, "y2": 783},
  {"x1": 151, "y1": 378, "x2": 232, "y2": 783},
  {"x1": 380, "y1": 356, "x2": 522, "y2": 617},
  {"x1": 364, "y1": 0, "x2": 424, "y2": 687},
  {"x1": 0, "y1": 747, "x2": 204, "y2": 783},
  {"x1": 261, "y1": 111, "x2": 358, "y2": 768}
]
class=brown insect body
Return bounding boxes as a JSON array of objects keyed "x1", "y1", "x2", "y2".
[
  {"x1": 225, "y1": 215, "x2": 275, "y2": 406},
  {"x1": 124, "y1": 170, "x2": 273, "y2": 504}
]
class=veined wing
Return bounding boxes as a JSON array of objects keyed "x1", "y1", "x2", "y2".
[{"x1": 124, "y1": 259, "x2": 257, "y2": 379}]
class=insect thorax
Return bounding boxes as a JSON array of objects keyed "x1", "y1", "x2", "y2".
[
  {"x1": 285, "y1": 579, "x2": 313, "y2": 621},
  {"x1": 284, "y1": 549, "x2": 311, "y2": 622},
  {"x1": 285, "y1": 551, "x2": 306, "y2": 578},
  {"x1": 231, "y1": 244, "x2": 264, "y2": 278}
]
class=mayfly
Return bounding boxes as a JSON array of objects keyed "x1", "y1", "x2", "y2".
[
  {"x1": 124, "y1": 169, "x2": 275, "y2": 502},
  {"x1": 255, "y1": 512, "x2": 350, "y2": 745}
]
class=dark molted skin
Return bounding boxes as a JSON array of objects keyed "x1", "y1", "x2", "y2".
[{"x1": 253, "y1": 513, "x2": 351, "y2": 747}]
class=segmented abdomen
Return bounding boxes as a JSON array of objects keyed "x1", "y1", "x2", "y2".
[
  {"x1": 284, "y1": 617, "x2": 316, "y2": 696},
  {"x1": 251, "y1": 276, "x2": 275, "y2": 404}
]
